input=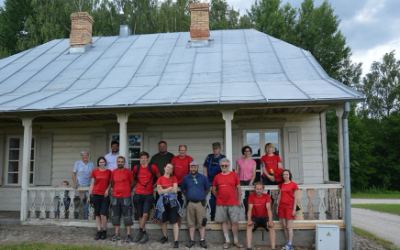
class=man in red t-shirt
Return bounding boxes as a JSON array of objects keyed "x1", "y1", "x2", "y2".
[
  {"x1": 212, "y1": 158, "x2": 243, "y2": 249},
  {"x1": 109, "y1": 156, "x2": 134, "y2": 242},
  {"x1": 132, "y1": 151, "x2": 161, "y2": 244},
  {"x1": 171, "y1": 145, "x2": 193, "y2": 206},
  {"x1": 246, "y1": 182, "x2": 276, "y2": 250}
]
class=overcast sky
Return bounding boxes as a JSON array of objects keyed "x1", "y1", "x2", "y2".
[{"x1": 1, "y1": 0, "x2": 399, "y2": 76}]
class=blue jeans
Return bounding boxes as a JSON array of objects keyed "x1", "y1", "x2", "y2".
[
  {"x1": 56, "y1": 199, "x2": 70, "y2": 216},
  {"x1": 210, "y1": 193, "x2": 216, "y2": 218}
]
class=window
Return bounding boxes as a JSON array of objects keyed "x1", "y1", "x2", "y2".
[
  {"x1": 6, "y1": 137, "x2": 35, "y2": 185},
  {"x1": 244, "y1": 130, "x2": 281, "y2": 181},
  {"x1": 111, "y1": 134, "x2": 141, "y2": 170}
]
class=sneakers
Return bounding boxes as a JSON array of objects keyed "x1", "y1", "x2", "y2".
[
  {"x1": 100, "y1": 230, "x2": 107, "y2": 240},
  {"x1": 173, "y1": 241, "x2": 179, "y2": 248},
  {"x1": 132, "y1": 230, "x2": 143, "y2": 243},
  {"x1": 95, "y1": 231, "x2": 102, "y2": 240},
  {"x1": 109, "y1": 233, "x2": 121, "y2": 241},
  {"x1": 200, "y1": 240, "x2": 208, "y2": 249},
  {"x1": 139, "y1": 231, "x2": 149, "y2": 244},
  {"x1": 160, "y1": 236, "x2": 168, "y2": 244},
  {"x1": 185, "y1": 239, "x2": 195, "y2": 248},
  {"x1": 125, "y1": 234, "x2": 131, "y2": 243},
  {"x1": 282, "y1": 243, "x2": 293, "y2": 250}
]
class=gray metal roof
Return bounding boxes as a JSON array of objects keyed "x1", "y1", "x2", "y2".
[{"x1": 0, "y1": 29, "x2": 364, "y2": 113}]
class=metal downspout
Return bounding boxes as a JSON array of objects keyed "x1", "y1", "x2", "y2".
[{"x1": 342, "y1": 102, "x2": 352, "y2": 250}]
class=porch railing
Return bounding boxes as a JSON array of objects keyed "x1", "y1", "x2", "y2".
[{"x1": 26, "y1": 183, "x2": 343, "y2": 223}]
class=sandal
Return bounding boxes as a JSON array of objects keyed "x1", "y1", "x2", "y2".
[
  {"x1": 234, "y1": 241, "x2": 244, "y2": 248},
  {"x1": 223, "y1": 242, "x2": 230, "y2": 249}
]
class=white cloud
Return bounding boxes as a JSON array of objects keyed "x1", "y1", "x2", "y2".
[{"x1": 352, "y1": 37, "x2": 400, "y2": 76}]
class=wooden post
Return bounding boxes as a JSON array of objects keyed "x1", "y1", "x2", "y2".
[{"x1": 21, "y1": 117, "x2": 33, "y2": 221}]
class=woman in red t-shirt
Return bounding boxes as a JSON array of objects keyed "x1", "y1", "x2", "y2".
[
  {"x1": 276, "y1": 169, "x2": 299, "y2": 250},
  {"x1": 156, "y1": 163, "x2": 180, "y2": 248},
  {"x1": 260, "y1": 142, "x2": 283, "y2": 186},
  {"x1": 87, "y1": 156, "x2": 112, "y2": 240}
]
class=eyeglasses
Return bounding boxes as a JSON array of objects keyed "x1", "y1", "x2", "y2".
[
  {"x1": 244, "y1": 150, "x2": 251, "y2": 153},
  {"x1": 193, "y1": 178, "x2": 198, "y2": 184},
  {"x1": 220, "y1": 164, "x2": 229, "y2": 167}
]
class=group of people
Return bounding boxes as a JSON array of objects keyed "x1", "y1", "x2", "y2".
[{"x1": 68, "y1": 140, "x2": 299, "y2": 250}]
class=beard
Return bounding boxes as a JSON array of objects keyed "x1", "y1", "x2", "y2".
[
  {"x1": 117, "y1": 164, "x2": 124, "y2": 169},
  {"x1": 191, "y1": 170, "x2": 198, "y2": 175}
]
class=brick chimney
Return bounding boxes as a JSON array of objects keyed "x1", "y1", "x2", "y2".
[
  {"x1": 69, "y1": 12, "x2": 94, "y2": 53},
  {"x1": 189, "y1": 3, "x2": 210, "y2": 42}
]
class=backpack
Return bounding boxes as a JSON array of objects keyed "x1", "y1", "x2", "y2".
[{"x1": 134, "y1": 163, "x2": 154, "y2": 187}]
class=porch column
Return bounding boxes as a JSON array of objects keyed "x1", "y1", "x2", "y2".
[
  {"x1": 335, "y1": 106, "x2": 346, "y2": 217},
  {"x1": 117, "y1": 113, "x2": 129, "y2": 163},
  {"x1": 342, "y1": 102, "x2": 352, "y2": 250},
  {"x1": 221, "y1": 109, "x2": 235, "y2": 169},
  {"x1": 20, "y1": 117, "x2": 33, "y2": 221}
]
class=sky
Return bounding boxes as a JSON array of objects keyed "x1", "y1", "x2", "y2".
[{"x1": 1, "y1": 0, "x2": 399, "y2": 76}]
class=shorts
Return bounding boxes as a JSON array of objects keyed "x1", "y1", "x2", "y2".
[
  {"x1": 162, "y1": 204, "x2": 179, "y2": 224},
  {"x1": 278, "y1": 203, "x2": 295, "y2": 220},
  {"x1": 262, "y1": 176, "x2": 276, "y2": 186},
  {"x1": 215, "y1": 205, "x2": 240, "y2": 223},
  {"x1": 111, "y1": 197, "x2": 133, "y2": 226},
  {"x1": 251, "y1": 217, "x2": 269, "y2": 232},
  {"x1": 186, "y1": 201, "x2": 206, "y2": 228},
  {"x1": 133, "y1": 194, "x2": 154, "y2": 217},
  {"x1": 91, "y1": 194, "x2": 110, "y2": 216}
]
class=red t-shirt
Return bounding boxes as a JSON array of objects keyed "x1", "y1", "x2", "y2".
[
  {"x1": 171, "y1": 155, "x2": 193, "y2": 184},
  {"x1": 90, "y1": 169, "x2": 111, "y2": 195},
  {"x1": 278, "y1": 181, "x2": 299, "y2": 205},
  {"x1": 111, "y1": 168, "x2": 133, "y2": 198},
  {"x1": 132, "y1": 164, "x2": 160, "y2": 195},
  {"x1": 248, "y1": 193, "x2": 271, "y2": 218},
  {"x1": 212, "y1": 171, "x2": 240, "y2": 206},
  {"x1": 157, "y1": 175, "x2": 178, "y2": 190},
  {"x1": 260, "y1": 154, "x2": 283, "y2": 181}
]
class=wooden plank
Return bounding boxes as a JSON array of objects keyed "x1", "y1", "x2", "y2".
[{"x1": 303, "y1": 163, "x2": 324, "y2": 169}]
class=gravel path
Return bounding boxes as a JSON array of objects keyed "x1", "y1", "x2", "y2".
[
  {"x1": 351, "y1": 199, "x2": 400, "y2": 204},
  {"x1": 352, "y1": 207, "x2": 400, "y2": 248}
]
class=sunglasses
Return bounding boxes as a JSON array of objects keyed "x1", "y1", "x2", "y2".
[
  {"x1": 193, "y1": 178, "x2": 198, "y2": 184},
  {"x1": 220, "y1": 164, "x2": 229, "y2": 167}
]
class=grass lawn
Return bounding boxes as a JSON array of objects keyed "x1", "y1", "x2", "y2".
[
  {"x1": 0, "y1": 242, "x2": 145, "y2": 250},
  {"x1": 351, "y1": 193, "x2": 400, "y2": 199},
  {"x1": 353, "y1": 226, "x2": 398, "y2": 250},
  {"x1": 351, "y1": 203, "x2": 400, "y2": 216}
]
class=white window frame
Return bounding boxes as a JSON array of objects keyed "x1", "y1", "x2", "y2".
[
  {"x1": 4, "y1": 135, "x2": 35, "y2": 186},
  {"x1": 110, "y1": 133, "x2": 142, "y2": 170},
  {"x1": 243, "y1": 129, "x2": 282, "y2": 179}
]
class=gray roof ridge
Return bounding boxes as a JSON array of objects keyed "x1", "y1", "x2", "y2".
[
  {"x1": 244, "y1": 29, "x2": 268, "y2": 103},
  {"x1": 0, "y1": 39, "x2": 65, "y2": 97},
  {"x1": 92, "y1": 34, "x2": 160, "y2": 106},
  {"x1": 266, "y1": 34, "x2": 312, "y2": 100}
]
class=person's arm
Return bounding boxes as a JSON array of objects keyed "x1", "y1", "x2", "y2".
[
  {"x1": 236, "y1": 184, "x2": 242, "y2": 207},
  {"x1": 276, "y1": 190, "x2": 281, "y2": 215},
  {"x1": 235, "y1": 162, "x2": 239, "y2": 174},
  {"x1": 266, "y1": 202, "x2": 274, "y2": 228},
  {"x1": 211, "y1": 185, "x2": 217, "y2": 197},
  {"x1": 72, "y1": 172, "x2": 78, "y2": 189},
  {"x1": 157, "y1": 185, "x2": 173, "y2": 195},
  {"x1": 203, "y1": 166, "x2": 208, "y2": 177},
  {"x1": 105, "y1": 182, "x2": 111, "y2": 197},
  {"x1": 292, "y1": 189, "x2": 299, "y2": 216},
  {"x1": 249, "y1": 163, "x2": 256, "y2": 186},
  {"x1": 205, "y1": 188, "x2": 210, "y2": 195},
  {"x1": 277, "y1": 162, "x2": 283, "y2": 169},
  {"x1": 247, "y1": 203, "x2": 254, "y2": 226},
  {"x1": 87, "y1": 178, "x2": 95, "y2": 204},
  {"x1": 153, "y1": 172, "x2": 162, "y2": 188},
  {"x1": 129, "y1": 180, "x2": 134, "y2": 191},
  {"x1": 171, "y1": 182, "x2": 178, "y2": 194}
]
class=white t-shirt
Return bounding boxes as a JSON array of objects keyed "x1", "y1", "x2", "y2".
[{"x1": 104, "y1": 152, "x2": 119, "y2": 171}]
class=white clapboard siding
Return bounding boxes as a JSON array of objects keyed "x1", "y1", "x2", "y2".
[{"x1": 0, "y1": 188, "x2": 22, "y2": 210}]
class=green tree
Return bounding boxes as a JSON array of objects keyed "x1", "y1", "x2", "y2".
[
  {"x1": 209, "y1": 0, "x2": 228, "y2": 30},
  {"x1": 359, "y1": 50, "x2": 400, "y2": 119},
  {"x1": 238, "y1": 14, "x2": 253, "y2": 29}
]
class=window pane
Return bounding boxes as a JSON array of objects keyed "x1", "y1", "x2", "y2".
[
  {"x1": 30, "y1": 161, "x2": 34, "y2": 172},
  {"x1": 249, "y1": 145, "x2": 261, "y2": 157},
  {"x1": 129, "y1": 160, "x2": 140, "y2": 171},
  {"x1": 29, "y1": 173, "x2": 34, "y2": 184},
  {"x1": 31, "y1": 138, "x2": 35, "y2": 148},
  {"x1": 7, "y1": 173, "x2": 18, "y2": 184},
  {"x1": 264, "y1": 132, "x2": 279, "y2": 145},
  {"x1": 112, "y1": 135, "x2": 119, "y2": 142},
  {"x1": 30, "y1": 150, "x2": 34, "y2": 160},
  {"x1": 129, "y1": 135, "x2": 141, "y2": 146},
  {"x1": 246, "y1": 132, "x2": 260, "y2": 145},
  {"x1": 9, "y1": 138, "x2": 20, "y2": 148},
  {"x1": 129, "y1": 147, "x2": 141, "y2": 159},
  {"x1": 9, "y1": 150, "x2": 19, "y2": 160},
  {"x1": 8, "y1": 162, "x2": 19, "y2": 172}
]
